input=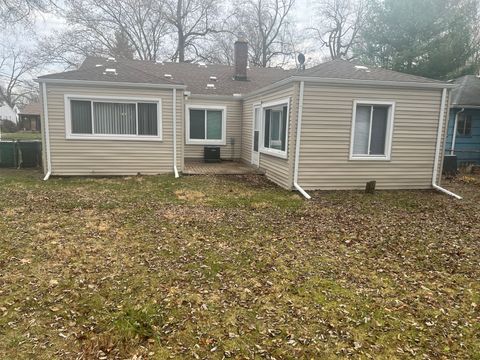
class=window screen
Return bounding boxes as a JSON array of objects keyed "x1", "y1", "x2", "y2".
[
  {"x1": 189, "y1": 109, "x2": 206, "y2": 139},
  {"x1": 71, "y1": 100, "x2": 92, "y2": 134},
  {"x1": 207, "y1": 110, "x2": 222, "y2": 140},
  {"x1": 188, "y1": 109, "x2": 223, "y2": 141},
  {"x1": 263, "y1": 105, "x2": 288, "y2": 153},
  {"x1": 138, "y1": 103, "x2": 158, "y2": 135}
]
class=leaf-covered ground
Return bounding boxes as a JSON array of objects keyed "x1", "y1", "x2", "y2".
[{"x1": 0, "y1": 170, "x2": 479, "y2": 359}]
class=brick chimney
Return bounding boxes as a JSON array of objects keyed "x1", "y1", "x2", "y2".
[{"x1": 234, "y1": 36, "x2": 248, "y2": 81}]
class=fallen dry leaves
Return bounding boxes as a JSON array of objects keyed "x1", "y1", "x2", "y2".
[{"x1": 0, "y1": 170, "x2": 479, "y2": 359}]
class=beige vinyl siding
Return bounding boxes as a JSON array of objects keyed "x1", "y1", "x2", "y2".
[
  {"x1": 184, "y1": 98, "x2": 242, "y2": 160},
  {"x1": 242, "y1": 84, "x2": 298, "y2": 188},
  {"x1": 298, "y1": 83, "x2": 446, "y2": 190},
  {"x1": 44, "y1": 84, "x2": 182, "y2": 176}
]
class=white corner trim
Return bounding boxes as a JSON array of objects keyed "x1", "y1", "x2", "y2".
[
  {"x1": 259, "y1": 97, "x2": 291, "y2": 159},
  {"x1": 348, "y1": 99, "x2": 395, "y2": 161},
  {"x1": 185, "y1": 104, "x2": 227, "y2": 145},
  {"x1": 251, "y1": 103, "x2": 261, "y2": 166},
  {"x1": 64, "y1": 94, "x2": 163, "y2": 141}
]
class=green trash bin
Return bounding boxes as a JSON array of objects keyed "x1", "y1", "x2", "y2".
[
  {"x1": 0, "y1": 141, "x2": 17, "y2": 168},
  {"x1": 17, "y1": 141, "x2": 41, "y2": 168}
]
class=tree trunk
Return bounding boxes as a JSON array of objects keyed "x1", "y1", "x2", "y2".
[{"x1": 176, "y1": 0, "x2": 185, "y2": 62}]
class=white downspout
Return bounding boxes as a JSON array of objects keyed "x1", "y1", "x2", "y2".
[
  {"x1": 41, "y1": 82, "x2": 52, "y2": 180},
  {"x1": 293, "y1": 81, "x2": 311, "y2": 199},
  {"x1": 172, "y1": 88, "x2": 179, "y2": 178},
  {"x1": 450, "y1": 108, "x2": 464, "y2": 155},
  {"x1": 432, "y1": 88, "x2": 461, "y2": 199}
]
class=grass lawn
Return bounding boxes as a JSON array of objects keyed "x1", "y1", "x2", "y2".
[
  {"x1": 0, "y1": 170, "x2": 479, "y2": 359},
  {"x1": 1, "y1": 132, "x2": 42, "y2": 141}
]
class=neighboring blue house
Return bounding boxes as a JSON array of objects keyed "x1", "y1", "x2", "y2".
[{"x1": 445, "y1": 75, "x2": 480, "y2": 166}]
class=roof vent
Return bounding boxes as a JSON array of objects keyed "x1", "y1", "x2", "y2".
[
  {"x1": 233, "y1": 93, "x2": 242, "y2": 97},
  {"x1": 206, "y1": 83, "x2": 216, "y2": 89},
  {"x1": 103, "y1": 68, "x2": 117, "y2": 75},
  {"x1": 107, "y1": 57, "x2": 116, "y2": 62},
  {"x1": 164, "y1": 74, "x2": 172, "y2": 79},
  {"x1": 209, "y1": 76, "x2": 217, "y2": 81},
  {"x1": 354, "y1": 65, "x2": 369, "y2": 70},
  {"x1": 198, "y1": 63, "x2": 208, "y2": 68},
  {"x1": 95, "y1": 64, "x2": 103, "y2": 67}
]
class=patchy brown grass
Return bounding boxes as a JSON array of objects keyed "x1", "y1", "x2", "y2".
[{"x1": 0, "y1": 170, "x2": 479, "y2": 359}]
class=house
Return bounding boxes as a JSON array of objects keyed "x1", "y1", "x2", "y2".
[
  {"x1": 0, "y1": 103, "x2": 18, "y2": 124},
  {"x1": 18, "y1": 102, "x2": 42, "y2": 131},
  {"x1": 445, "y1": 75, "x2": 480, "y2": 166},
  {"x1": 36, "y1": 39, "x2": 455, "y2": 197}
]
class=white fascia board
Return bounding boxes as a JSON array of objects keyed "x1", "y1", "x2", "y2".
[{"x1": 35, "y1": 78, "x2": 186, "y2": 90}]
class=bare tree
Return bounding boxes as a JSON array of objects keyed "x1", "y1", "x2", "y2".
[
  {"x1": 233, "y1": 0, "x2": 295, "y2": 67},
  {"x1": 164, "y1": 0, "x2": 222, "y2": 62},
  {"x1": 55, "y1": 0, "x2": 170, "y2": 62},
  {"x1": 0, "y1": 43, "x2": 41, "y2": 107},
  {"x1": 0, "y1": 0, "x2": 49, "y2": 23},
  {"x1": 310, "y1": 0, "x2": 366, "y2": 60}
]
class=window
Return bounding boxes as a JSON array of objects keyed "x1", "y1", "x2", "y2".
[
  {"x1": 66, "y1": 96, "x2": 161, "y2": 140},
  {"x1": 457, "y1": 113, "x2": 472, "y2": 136},
  {"x1": 261, "y1": 99, "x2": 289, "y2": 158},
  {"x1": 186, "y1": 106, "x2": 226, "y2": 145},
  {"x1": 350, "y1": 101, "x2": 394, "y2": 160}
]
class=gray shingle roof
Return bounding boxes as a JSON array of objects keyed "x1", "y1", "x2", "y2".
[
  {"x1": 300, "y1": 59, "x2": 443, "y2": 84},
  {"x1": 450, "y1": 75, "x2": 480, "y2": 107},
  {"x1": 39, "y1": 57, "x2": 445, "y2": 95},
  {"x1": 39, "y1": 60, "x2": 183, "y2": 86}
]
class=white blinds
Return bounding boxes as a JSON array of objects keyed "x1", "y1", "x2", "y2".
[{"x1": 93, "y1": 102, "x2": 136, "y2": 135}]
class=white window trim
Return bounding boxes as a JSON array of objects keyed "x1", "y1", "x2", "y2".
[
  {"x1": 251, "y1": 103, "x2": 261, "y2": 165},
  {"x1": 349, "y1": 99, "x2": 395, "y2": 161},
  {"x1": 259, "y1": 97, "x2": 290, "y2": 159},
  {"x1": 185, "y1": 104, "x2": 227, "y2": 145},
  {"x1": 64, "y1": 94, "x2": 162, "y2": 141}
]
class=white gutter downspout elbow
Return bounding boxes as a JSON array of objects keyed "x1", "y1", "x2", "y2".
[
  {"x1": 41, "y1": 82, "x2": 52, "y2": 181},
  {"x1": 293, "y1": 81, "x2": 311, "y2": 199},
  {"x1": 432, "y1": 88, "x2": 462, "y2": 199},
  {"x1": 450, "y1": 107, "x2": 464, "y2": 155},
  {"x1": 172, "y1": 89, "x2": 179, "y2": 178}
]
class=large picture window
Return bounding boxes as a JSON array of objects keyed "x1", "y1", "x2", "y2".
[
  {"x1": 66, "y1": 96, "x2": 161, "y2": 140},
  {"x1": 260, "y1": 98, "x2": 289, "y2": 158},
  {"x1": 350, "y1": 101, "x2": 394, "y2": 160},
  {"x1": 186, "y1": 105, "x2": 226, "y2": 145}
]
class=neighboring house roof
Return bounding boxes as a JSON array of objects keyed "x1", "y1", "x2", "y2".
[
  {"x1": 450, "y1": 75, "x2": 480, "y2": 107},
  {"x1": 38, "y1": 57, "x2": 447, "y2": 95},
  {"x1": 20, "y1": 102, "x2": 42, "y2": 116}
]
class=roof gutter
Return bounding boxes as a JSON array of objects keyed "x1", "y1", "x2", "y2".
[
  {"x1": 35, "y1": 78, "x2": 186, "y2": 90},
  {"x1": 41, "y1": 82, "x2": 52, "y2": 181},
  {"x1": 432, "y1": 88, "x2": 462, "y2": 199},
  {"x1": 172, "y1": 89, "x2": 179, "y2": 178},
  {"x1": 293, "y1": 81, "x2": 311, "y2": 199}
]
